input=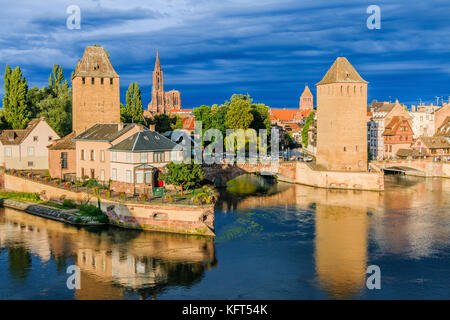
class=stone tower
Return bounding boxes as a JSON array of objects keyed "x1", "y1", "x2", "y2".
[
  {"x1": 299, "y1": 85, "x2": 314, "y2": 111},
  {"x1": 72, "y1": 46, "x2": 120, "y2": 134},
  {"x1": 148, "y1": 51, "x2": 181, "y2": 114},
  {"x1": 316, "y1": 57, "x2": 368, "y2": 171}
]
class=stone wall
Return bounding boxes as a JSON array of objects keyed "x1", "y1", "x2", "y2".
[
  {"x1": 2, "y1": 173, "x2": 215, "y2": 236},
  {"x1": 371, "y1": 159, "x2": 450, "y2": 178}
]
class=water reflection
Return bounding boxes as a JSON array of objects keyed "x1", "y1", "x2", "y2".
[
  {"x1": 218, "y1": 174, "x2": 450, "y2": 299},
  {"x1": 0, "y1": 209, "x2": 216, "y2": 299}
]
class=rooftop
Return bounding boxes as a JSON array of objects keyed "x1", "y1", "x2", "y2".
[
  {"x1": 73, "y1": 123, "x2": 140, "y2": 142},
  {"x1": 73, "y1": 46, "x2": 119, "y2": 79},
  {"x1": 48, "y1": 132, "x2": 76, "y2": 150},
  {"x1": 317, "y1": 57, "x2": 367, "y2": 85},
  {"x1": 0, "y1": 117, "x2": 47, "y2": 145},
  {"x1": 109, "y1": 130, "x2": 178, "y2": 152}
]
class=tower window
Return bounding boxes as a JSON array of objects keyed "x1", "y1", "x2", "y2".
[
  {"x1": 110, "y1": 78, "x2": 113, "y2": 85},
  {"x1": 82, "y1": 77, "x2": 85, "y2": 84},
  {"x1": 91, "y1": 77, "x2": 95, "y2": 85},
  {"x1": 344, "y1": 147, "x2": 346, "y2": 152},
  {"x1": 101, "y1": 78, "x2": 104, "y2": 85}
]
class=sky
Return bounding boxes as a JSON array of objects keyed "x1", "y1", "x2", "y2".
[{"x1": 0, "y1": 0, "x2": 449, "y2": 109}]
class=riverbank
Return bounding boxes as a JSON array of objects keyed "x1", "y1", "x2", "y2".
[{"x1": 0, "y1": 172, "x2": 215, "y2": 237}]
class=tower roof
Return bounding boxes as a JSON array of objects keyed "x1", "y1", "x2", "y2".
[
  {"x1": 316, "y1": 57, "x2": 367, "y2": 85},
  {"x1": 154, "y1": 50, "x2": 161, "y2": 71},
  {"x1": 301, "y1": 85, "x2": 313, "y2": 97},
  {"x1": 73, "y1": 46, "x2": 119, "y2": 79}
]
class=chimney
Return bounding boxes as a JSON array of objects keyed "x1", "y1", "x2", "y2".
[{"x1": 149, "y1": 124, "x2": 156, "y2": 131}]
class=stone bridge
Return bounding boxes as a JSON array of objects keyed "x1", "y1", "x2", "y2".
[
  {"x1": 370, "y1": 159, "x2": 450, "y2": 178},
  {"x1": 203, "y1": 162, "x2": 297, "y2": 186}
]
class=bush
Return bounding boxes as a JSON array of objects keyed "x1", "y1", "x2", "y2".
[
  {"x1": 78, "y1": 204, "x2": 109, "y2": 224},
  {"x1": 0, "y1": 191, "x2": 40, "y2": 202},
  {"x1": 62, "y1": 199, "x2": 77, "y2": 209}
]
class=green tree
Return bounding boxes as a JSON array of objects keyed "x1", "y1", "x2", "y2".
[
  {"x1": 121, "y1": 82, "x2": 143, "y2": 123},
  {"x1": 148, "y1": 114, "x2": 177, "y2": 133},
  {"x1": 2, "y1": 65, "x2": 30, "y2": 129},
  {"x1": 210, "y1": 103, "x2": 228, "y2": 137},
  {"x1": 171, "y1": 115, "x2": 183, "y2": 130},
  {"x1": 225, "y1": 94, "x2": 253, "y2": 130},
  {"x1": 37, "y1": 65, "x2": 72, "y2": 136},
  {"x1": 161, "y1": 162, "x2": 204, "y2": 194},
  {"x1": 250, "y1": 103, "x2": 271, "y2": 132},
  {"x1": 193, "y1": 105, "x2": 212, "y2": 134},
  {"x1": 301, "y1": 111, "x2": 315, "y2": 148}
]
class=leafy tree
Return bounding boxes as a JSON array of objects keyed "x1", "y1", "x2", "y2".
[
  {"x1": 148, "y1": 114, "x2": 177, "y2": 133},
  {"x1": 37, "y1": 65, "x2": 72, "y2": 136},
  {"x1": 210, "y1": 103, "x2": 228, "y2": 137},
  {"x1": 301, "y1": 111, "x2": 315, "y2": 148},
  {"x1": 171, "y1": 115, "x2": 183, "y2": 130},
  {"x1": 121, "y1": 82, "x2": 144, "y2": 123},
  {"x1": 161, "y1": 162, "x2": 204, "y2": 194},
  {"x1": 225, "y1": 95, "x2": 253, "y2": 130},
  {"x1": 2, "y1": 65, "x2": 30, "y2": 129},
  {"x1": 193, "y1": 105, "x2": 212, "y2": 134},
  {"x1": 250, "y1": 103, "x2": 271, "y2": 132}
]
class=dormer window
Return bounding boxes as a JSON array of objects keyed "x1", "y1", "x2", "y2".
[
  {"x1": 33, "y1": 136, "x2": 38, "y2": 142},
  {"x1": 91, "y1": 77, "x2": 95, "y2": 85}
]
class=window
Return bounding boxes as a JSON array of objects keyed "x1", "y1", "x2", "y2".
[
  {"x1": 5, "y1": 147, "x2": 11, "y2": 157},
  {"x1": 90, "y1": 150, "x2": 95, "y2": 161},
  {"x1": 101, "y1": 78, "x2": 104, "y2": 85},
  {"x1": 81, "y1": 149, "x2": 85, "y2": 160},
  {"x1": 126, "y1": 170, "x2": 132, "y2": 183},
  {"x1": 111, "y1": 168, "x2": 117, "y2": 181},
  {"x1": 110, "y1": 78, "x2": 113, "y2": 85},
  {"x1": 126, "y1": 152, "x2": 132, "y2": 163},
  {"x1": 28, "y1": 161, "x2": 34, "y2": 167},
  {"x1": 27, "y1": 147, "x2": 34, "y2": 156},
  {"x1": 136, "y1": 172, "x2": 143, "y2": 184},
  {"x1": 171, "y1": 150, "x2": 179, "y2": 161},
  {"x1": 153, "y1": 152, "x2": 164, "y2": 162},
  {"x1": 81, "y1": 168, "x2": 85, "y2": 177},
  {"x1": 48, "y1": 136, "x2": 53, "y2": 141},
  {"x1": 343, "y1": 147, "x2": 346, "y2": 152},
  {"x1": 90, "y1": 169, "x2": 95, "y2": 179},
  {"x1": 82, "y1": 77, "x2": 85, "y2": 84},
  {"x1": 100, "y1": 170, "x2": 105, "y2": 182},
  {"x1": 145, "y1": 172, "x2": 152, "y2": 184},
  {"x1": 100, "y1": 150, "x2": 105, "y2": 162},
  {"x1": 355, "y1": 146, "x2": 358, "y2": 152},
  {"x1": 61, "y1": 152, "x2": 68, "y2": 169},
  {"x1": 140, "y1": 152, "x2": 147, "y2": 163},
  {"x1": 33, "y1": 136, "x2": 38, "y2": 142},
  {"x1": 91, "y1": 77, "x2": 95, "y2": 85},
  {"x1": 111, "y1": 151, "x2": 117, "y2": 161}
]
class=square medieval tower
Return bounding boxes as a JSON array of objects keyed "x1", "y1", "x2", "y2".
[
  {"x1": 316, "y1": 57, "x2": 368, "y2": 172},
  {"x1": 72, "y1": 46, "x2": 120, "y2": 134}
]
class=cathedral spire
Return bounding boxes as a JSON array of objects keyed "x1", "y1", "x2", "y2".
[{"x1": 154, "y1": 50, "x2": 161, "y2": 71}]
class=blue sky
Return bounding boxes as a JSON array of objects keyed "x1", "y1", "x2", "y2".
[{"x1": 0, "y1": 0, "x2": 449, "y2": 109}]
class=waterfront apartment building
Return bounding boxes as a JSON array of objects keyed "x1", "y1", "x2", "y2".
[
  {"x1": 108, "y1": 130, "x2": 183, "y2": 194},
  {"x1": 368, "y1": 100, "x2": 410, "y2": 160},
  {"x1": 409, "y1": 104, "x2": 439, "y2": 138},
  {"x1": 72, "y1": 123, "x2": 143, "y2": 182},
  {"x1": 316, "y1": 57, "x2": 368, "y2": 171},
  {"x1": 0, "y1": 117, "x2": 59, "y2": 170},
  {"x1": 382, "y1": 116, "x2": 414, "y2": 158}
]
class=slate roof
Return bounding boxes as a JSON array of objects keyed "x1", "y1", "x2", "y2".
[
  {"x1": 48, "y1": 132, "x2": 76, "y2": 150},
  {"x1": 73, "y1": 46, "x2": 119, "y2": 79},
  {"x1": 0, "y1": 117, "x2": 45, "y2": 145},
  {"x1": 109, "y1": 130, "x2": 178, "y2": 152},
  {"x1": 317, "y1": 57, "x2": 367, "y2": 85},
  {"x1": 73, "y1": 123, "x2": 139, "y2": 142}
]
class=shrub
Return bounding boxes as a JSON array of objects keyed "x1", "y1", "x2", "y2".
[
  {"x1": 62, "y1": 199, "x2": 77, "y2": 209},
  {"x1": 163, "y1": 194, "x2": 174, "y2": 203},
  {"x1": 0, "y1": 191, "x2": 40, "y2": 202},
  {"x1": 78, "y1": 204, "x2": 109, "y2": 224}
]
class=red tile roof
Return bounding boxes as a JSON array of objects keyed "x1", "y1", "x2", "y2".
[{"x1": 270, "y1": 109, "x2": 303, "y2": 122}]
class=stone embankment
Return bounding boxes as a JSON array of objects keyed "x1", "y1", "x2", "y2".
[{"x1": 0, "y1": 198, "x2": 105, "y2": 226}]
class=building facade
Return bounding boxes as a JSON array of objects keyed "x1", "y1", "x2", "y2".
[
  {"x1": 47, "y1": 132, "x2": 77, "y2": 179},
  {"x1": 316, "y1": 57, "x2": 368, "y2": 171},
  {"x1": 72, "y1": 123, "x2": 143, "y2": 182},
  {"x1": 72, "y1": 46, "x2": 121, "y2": 134},
  {"x1": 108, "y1": 130, "x2": 183, "y2": 194},
  {"x1": 0, "y1": 118, "x2": 59, "y2": 170},
  {"x1": 382, "y1": 116, "x2": 414, "y2": 158},
  {"x1": 147, "y1": 51, "x2": 181, "y2": 114}
]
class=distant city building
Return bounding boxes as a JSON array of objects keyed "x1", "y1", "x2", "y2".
[
  {"x1": 72, "y1": 46, "x2": 121, "y2": 134},
  {"x1": 435, "y1": 116, "x2": 450, "y2": 142},
  {"x1": 409, "y1": 104, "x2": 438, "y2": 138},
  {"x1": 410, "y1": 136, "x2": 450, "y2": 161},
  {"x1": 0, "y1": 117, "x2": 59, "y2": 170},
  {"x1": 368, "y1": 100, "x2": 410, "y2": 160},
  {"x1": 146, "y1": 51, "x2": 181, "y2": 115},
  {"x1": 299, "y1": 85, "x2": 314, "y2": 111},
  {"x1": 316, "y1": 57, "x2": 368, "y2": 171},
  {"x1": 382, "y1": 116, "x2": 413, "y2": 158}
]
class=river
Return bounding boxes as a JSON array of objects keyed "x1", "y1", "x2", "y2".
[{"x1": 0, "y1": 175, "x2": 449, "y2": 299}]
